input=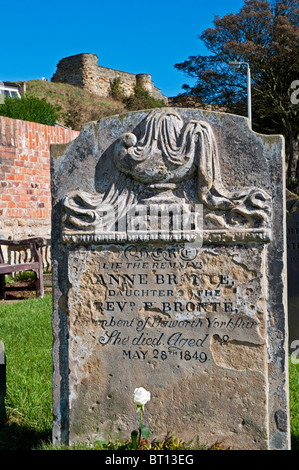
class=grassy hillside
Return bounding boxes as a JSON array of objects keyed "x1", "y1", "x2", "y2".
[
  {"x1": 24, "y1": 80, "x2": 126, "y2": 130},
  {"x1": 22, "y1": 80, "x2": 165, "y2": 131}
]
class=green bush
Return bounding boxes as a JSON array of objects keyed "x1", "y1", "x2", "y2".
[
  {"x1": 110, "y1": 77, "x2": 125, "y2": 99},
  {"x1": 123, "y1": 86, "x2": 165, "y2": 111},
  {"x1": 0, "y1": 94, "x2": 61, "y2": 126}
]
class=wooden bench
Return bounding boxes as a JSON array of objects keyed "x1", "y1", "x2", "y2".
[{"x1": 0, "y1": 237, "x2": 46, "y2": 300}]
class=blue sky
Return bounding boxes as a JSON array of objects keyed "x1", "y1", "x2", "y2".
[{"x1": 1, "y1": 0, "x2": 245, "y2": 97}]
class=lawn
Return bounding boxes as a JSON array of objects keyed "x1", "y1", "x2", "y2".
[
  {"x1": 0, "y1": 296, "x2": 52, "y2": 450},
  {"x1": 0, "y1": 295, "x2": 298, "y2": 450}
]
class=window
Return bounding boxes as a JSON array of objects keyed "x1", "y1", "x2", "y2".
[{"x1": 0, "y1": 83, "x2": 21, "y2": 100}]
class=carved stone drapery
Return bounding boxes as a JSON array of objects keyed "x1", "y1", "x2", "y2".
[{"x1": 62, "y1": 108, "x2": 271, "y2": 242}]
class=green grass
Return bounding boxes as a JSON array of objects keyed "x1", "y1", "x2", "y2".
[
  {"x1": 289, "y1": 359, "x2": 299, "y2": 449},
  {"x1": 23, "y1": 80, "x2": 126, "y2": 130},
  {"x1": 5, "y1": 271, "x2": 36, "y2": 284},
  {"x1": 0, "y1": 296, "x2": 52, "y2": 450},
  {"x1": 0, "y1": 295, "x2": 298, "y2": 450}
]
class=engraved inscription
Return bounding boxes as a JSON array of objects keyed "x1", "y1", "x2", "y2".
[{"x1": 68, "y1": 244, "x2": 266, "y2": 369}]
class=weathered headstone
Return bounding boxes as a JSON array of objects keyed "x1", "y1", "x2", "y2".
[
  {"x1": 286, "y1": 193, "x2": 299, "y2": 352},
  {"x1": 50, "y1": 108, "x2": 290, "y2": 450},
  {"x1": 0, "y1": 341, "x2": 6, "y2": 424}
]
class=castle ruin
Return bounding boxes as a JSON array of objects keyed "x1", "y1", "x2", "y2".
[{"x1": 51, "y1": 53, "x2": 167, "y2": 102}]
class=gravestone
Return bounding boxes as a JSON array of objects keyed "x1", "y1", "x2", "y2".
[
  {"x1": 50, "y1": 108, "x2": 290, "y2": 450},
  {"x1": 0, "y1": 341, "x2": 6, "y2": 424},
  {"x1": 286, "y1": 193, "x2": 299, "y2": 352}
]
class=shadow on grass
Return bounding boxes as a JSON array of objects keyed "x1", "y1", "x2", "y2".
[
  {"x1": 291, "y1": 433, "x2": 299, "y2": 451},
  {"x1": 0, "y1": 419, "x2": 51, "y2": 450}
]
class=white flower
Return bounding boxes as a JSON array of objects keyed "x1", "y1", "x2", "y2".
[{"x1": 133, "y1": 387, "x2": 151, "y2": 408}]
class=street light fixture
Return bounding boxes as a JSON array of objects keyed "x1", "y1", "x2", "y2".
[{"x1": 229, "y1": 61, "x2": 252, "y2": 127}]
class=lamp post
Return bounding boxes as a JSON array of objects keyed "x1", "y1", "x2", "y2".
[{"x1": 229, "y1": 61, "x2": 252, "y2": 128}]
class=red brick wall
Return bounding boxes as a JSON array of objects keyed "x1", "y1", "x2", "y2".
[{"x1": 0, "y1": 116, "x2": 79, "y2": 238}]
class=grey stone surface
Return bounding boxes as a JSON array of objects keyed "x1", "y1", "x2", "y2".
[{"x1": 50, "y1": 108, "x2": 290, "y2": 449}]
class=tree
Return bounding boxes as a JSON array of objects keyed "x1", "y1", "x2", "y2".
[{"x1": 174, "y1": 0, "x2": 299, "y2": 188}]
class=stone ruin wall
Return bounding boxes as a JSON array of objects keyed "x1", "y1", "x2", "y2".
[
  {"x1": 51, "y1": 53, "x2": 167, "y2": 102},
  {"x1": 168, "y1": 95, "x2": 226, "y2": 112}
]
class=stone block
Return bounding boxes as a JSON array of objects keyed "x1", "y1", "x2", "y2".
[{"x1": 50, "y1": 107, "x2": 290, "y2": 449}]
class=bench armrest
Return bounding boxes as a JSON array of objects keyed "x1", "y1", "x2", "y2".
[
  {"x1": 0, "y1": 237, "x2": 47, "y2": 248},
  {"x1": 0, "y1": 237, "x2": 47, "y2": 264}
]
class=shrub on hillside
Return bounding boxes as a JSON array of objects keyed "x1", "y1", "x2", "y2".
[
  {"x1": 123, "y1": 86, "x2": 165, "y2": 111},
  {"x1": 0, "y1": 94, "x2": 61, "y2": 126}
]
